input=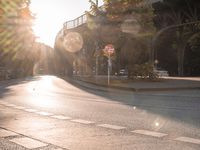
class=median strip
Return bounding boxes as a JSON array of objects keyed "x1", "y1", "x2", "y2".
[{"x1": 131, "y1": 130, "x2": 167, "y2": 138}]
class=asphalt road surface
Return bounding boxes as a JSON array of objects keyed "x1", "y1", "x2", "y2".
[{"x1": 0, "y1": 75, "x2": 200, "y2": 150}]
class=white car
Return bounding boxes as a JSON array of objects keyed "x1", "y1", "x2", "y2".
[{"x1": 153, "y1": 68, "x2": 169, "y2": 77}]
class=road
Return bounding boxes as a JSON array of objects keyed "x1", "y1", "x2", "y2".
[{"x1": 0, "y1": 75, "x2": 200, "y2": 150}]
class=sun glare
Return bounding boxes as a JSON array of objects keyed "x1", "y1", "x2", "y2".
[
  {"x1": 30, "y1": 0, "x2": 97, "y2": 47},
  {"x1": 30, "y1": 0, "x2": 62, "y2": 47}
]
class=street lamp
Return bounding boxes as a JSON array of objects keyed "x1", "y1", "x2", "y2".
[{"x1": 151, "y1": 20, "x2": 200, "y2": 66}]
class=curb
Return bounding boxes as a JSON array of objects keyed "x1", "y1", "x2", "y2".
[{"x1": 71, "y1": 78, "x2": 200, "y2": 92}]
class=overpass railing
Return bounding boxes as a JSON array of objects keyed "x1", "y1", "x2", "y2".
[
  {"x1": 63, "y1": 0, "x2": 163, "y2": 30},
  {"x1": 63, "y1": 14, "x2": 87, "y2": 29}
]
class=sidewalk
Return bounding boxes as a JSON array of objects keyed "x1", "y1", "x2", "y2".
[{"x1": 71, "y1": 76, "x2": 200, "y2": 92}]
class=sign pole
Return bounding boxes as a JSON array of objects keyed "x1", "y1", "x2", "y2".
[
  {"x1": 108, "y1": 53, "x2": 110, "y2": 85},
  {"x1": 104, "y1": 44, "x2": 115, "y2": 86}
]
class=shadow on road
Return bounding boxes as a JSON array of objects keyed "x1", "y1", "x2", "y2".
[
  {"x1": 64, "y1": 77, "x2": 200, "y2": 130},
  {"x1": 0, "y1": 76, "x2": 41, "y2": 98}
]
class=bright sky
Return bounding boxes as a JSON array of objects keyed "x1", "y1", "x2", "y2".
[{"x1": 30, "y1": 0, "x2": 103, "y2": 47}]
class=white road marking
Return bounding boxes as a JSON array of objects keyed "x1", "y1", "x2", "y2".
[
  {"x1": 131, "y1": 130, "x2": 167, "y2": 138},
  {"x1": 51, "y1": 115, "x2": 71, "y2": 120},
  {"x1": 97, "y1": 124, "x2": 126, "y2": 130},
  {"x1": 0, "y1": 101, "x2": 8, "y2": 105},
  {"x1": 10, "y1": 137, "x2": 47, "y2": 149},
  {"x1": 0, "y1": 129, "x2": 18, "y2": 137},
  {"x1": 71, "y1": 119, "x2": 94, "y2": 124},
  {"x1": 175, "y1": 137, "x2": 200, "y2": 145},
  {"x1": 14, "y1": 106, "x2": 25, "y2": 110},
  {"x1": 4, "y1": 104, "x2": 16, "y2": 107},
  {"x1": 0, "y1": 101, "x2": 5, "y2": 105},
  {"x1": 24, "y1": 109, "x2": 38, "y2": 113},
  {"x1": 36, "y1": 111, "x2": 53, "y2": 116}
]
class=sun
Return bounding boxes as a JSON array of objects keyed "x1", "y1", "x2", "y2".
[
  {"x1": 30, "y1": 0, "x2": 103, "y2": 47},
  {"x1": 30, "y1": 0, "x2": 66, "y2": 47}
]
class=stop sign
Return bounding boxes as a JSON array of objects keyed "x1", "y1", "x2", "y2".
[{"x1": 104, "y1": 44, "x2": 115, "y2": 55}]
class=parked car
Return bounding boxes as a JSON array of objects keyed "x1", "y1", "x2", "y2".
[
  {"x1": 153, "y1": 68, "x2": 169, "y2": 77},
  {"x1": 119, "y1": 69, "x2": 128, "y2": 76}
]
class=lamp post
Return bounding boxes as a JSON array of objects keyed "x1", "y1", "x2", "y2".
[{"x1": 151, "y1": 20, "x2": 200, "y2": 66}]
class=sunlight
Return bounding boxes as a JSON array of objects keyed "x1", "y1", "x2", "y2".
[
  {"x1": 40, "y1": 76, "x2": 53, "y2": 88},
  {"x1": 27, "y1": 76, "x2": 56, "y2": 108},
  {"x1": 30, "y1": 0, "x2": 101, "y2": 47},
  {"x1": 30, "y1": 0, "x2": 64, "y2": 46}
]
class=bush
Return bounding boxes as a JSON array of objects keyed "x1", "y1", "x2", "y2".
[{"x1": 128, "y1": 63, "x2": 158, "y2": 79}]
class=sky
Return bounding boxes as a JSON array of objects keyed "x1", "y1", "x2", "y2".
[{"x1": 30, "y1": 0, "x2": 103, "y2": 47}]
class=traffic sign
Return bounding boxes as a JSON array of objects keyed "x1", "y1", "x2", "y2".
[{"x1": 104, "y1": 44, "x2": 115, "y2": 56}]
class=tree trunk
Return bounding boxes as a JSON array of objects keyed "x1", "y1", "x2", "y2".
[{"x1": 177, "y1": 45, "x2": 185, "y2": 77}]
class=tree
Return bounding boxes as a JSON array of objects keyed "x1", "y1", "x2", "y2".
[
  {"x1": 153, "y1": 0, "x2": 200, "y2": 76},
  {"x1": 0, "y1": 0, "x2": 36, "y2": 77},
  {"x1": 87, "y1": 0, "x2": 155, "y2": 75}
]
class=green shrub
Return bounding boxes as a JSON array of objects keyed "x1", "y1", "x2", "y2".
[{"x1": 128, "y1": 63, "x2": 158, "y2": 79}]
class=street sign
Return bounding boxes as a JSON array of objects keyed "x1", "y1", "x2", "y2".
[
  {"x1": 104, "y1": 44, "x2": 115, "y2": 85},
  {"x1": 104, "y1": 44, "x2": 115, "y2": 56}
]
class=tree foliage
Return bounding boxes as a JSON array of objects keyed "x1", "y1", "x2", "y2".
[
  {"x1": 0, "y1": 0, "x2": 36, "y2": 77},
  {"x1": 154, "y1": 0, "x2": 200, "y2": 76}
]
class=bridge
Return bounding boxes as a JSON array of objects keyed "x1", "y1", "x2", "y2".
[
  {"x1": 54, "y1": 0, "x2": 163, "y2": 76},
  {"x1": 62, "y1": 0, "x2": 163, "y2": 30}
]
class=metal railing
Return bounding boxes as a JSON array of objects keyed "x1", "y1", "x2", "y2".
[
  {"x1": 63, "y1": 14, "x2": 87, "y2": 29},
  {"x1": 63, "y1": 0, "x2": 163, "y2": 30}
]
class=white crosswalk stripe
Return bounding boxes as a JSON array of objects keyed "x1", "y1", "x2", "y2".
[
  {"x1": 131, "y1": 130, "x2": 167, "y2": 138},
  {"x1": 71, "y1": 119, "x2": 94, "y2": 124},
  {"x1": 4, "y1": 104, "x2": 16, "y2": 107},
  {"x1": 51, "y1": 115, "x2": 71, "y2": 120},
  {"x1": 97, "y1": 124, "x2": 126, "y2": 130},
  {"x1": 14, "y1": 106, "x2": 25, "y2": 110},
  {"x1": 175, "y1": 137, "x2": 200, "y2": 145},
  {"x1": 24, "y1": 109, "x2": 38, "y2": 113},
  {"x1": 36, "y1": 111, "x2": 53, "y2": 116}
]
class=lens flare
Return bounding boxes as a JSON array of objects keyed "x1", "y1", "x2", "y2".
[{"x1": 63, "y1": 32, "x2": 83, "y2": 53}]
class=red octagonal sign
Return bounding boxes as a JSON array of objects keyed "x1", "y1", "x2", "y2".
[{"x1": 104, "y1": 44, "x2": 115, "y2": 55}]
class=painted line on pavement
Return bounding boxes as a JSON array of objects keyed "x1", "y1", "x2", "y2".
[
  {"x1": 175, "y1": 137, "x2": 200, "y2": 145},
  {"x1": 24, "y1": 109, "x2": 38, "y2": 113},
  {"x1": 0, "y1": 101, "x2": 9, "y2": 105},
  {"x1": 0, "y1": 129, "x2": 18, "y2": 137},
  {"x1": 14, "y1": 106, "x2": 25, "y2": 110},
  {"x1": 4, "y1": 104, "x2": 16, "y2": 107},
  {"x1": 35, "y1": 111, "x2": 53, "y2": 116},
  {"x1": 3, "y1": 102, "x2": 200, "y2": 146},
  {"x1": 51, "y1": 115, "x2": 71, "y2": 120},
  {"x1": 97, "y1": 124, "x2": 126, "y2": 130},
  {"x1": 0, "y1": 101, "x2": 5, "y2": 105},
  {"x1": 71, "y1": 119, "x2": 95, "y2": 124},
  {"x1": 10, "y1": 137, "x2": 48, "y2": 149},
  {"x1": 131, "y1": 130, "x2": 167, "y2": 138}
]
